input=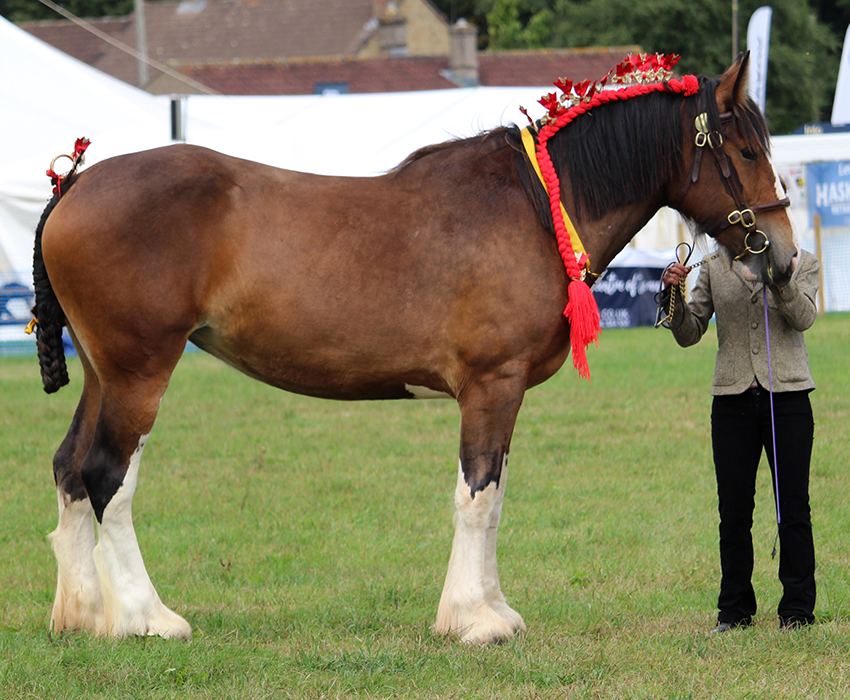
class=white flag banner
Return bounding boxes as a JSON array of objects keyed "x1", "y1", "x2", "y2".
[
  {"x1": 746, "y1": 6, "x2": 772, "y2": 112},
  {"x1": 832, "y1": 25, "x2": 850, "y2": 125}
]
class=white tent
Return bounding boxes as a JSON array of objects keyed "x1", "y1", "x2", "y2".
[{"x1": 183, "y1": 88, "x2": 549, "y2": 177}]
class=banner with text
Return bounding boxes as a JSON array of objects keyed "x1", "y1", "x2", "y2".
[
  {"x1": 805, "y1": 161, "x2": 850, "y2": 227},
  {"x1": 591, "y1": 249, "x2": 670, "y2": 328}
]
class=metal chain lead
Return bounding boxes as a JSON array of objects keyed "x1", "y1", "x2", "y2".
[{"x1": 655, "y1": 245, "x2": 722, "y2": 328}]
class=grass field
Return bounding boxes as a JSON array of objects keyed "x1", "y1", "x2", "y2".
[{"x1": 2, "y1": 313, "x2": 850, "y2": 699}]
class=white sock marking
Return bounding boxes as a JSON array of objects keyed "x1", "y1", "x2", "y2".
[
  {"x1": 92, "y1": 433, "x2": 191, "y2": 638},
  {"x1": 434, "y1": 459, "x2": 524, "y2": 643},
  {"x1": 49, "y1": 493, "x2": 105, "y2": 634}
]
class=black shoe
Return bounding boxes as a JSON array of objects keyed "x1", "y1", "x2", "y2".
[
  {"x1": 779, "y1": 617, "x2": 813, "y2": 631},
  {"x1": 709, "y1": 618, "x2": 752, "y2": 636}
]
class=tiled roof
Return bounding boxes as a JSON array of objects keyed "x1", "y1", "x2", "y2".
[
  {"x1": 18, "y1": 0, "x2": 638, "y2": 97},
  {"x1": 478, "y1": 48, "x2": 640, "y2": 87},
  {"x1": 181, "y1": 55, "x2": 457, "y2": 95},
  {"x1": 175, "y1": 47, "x2": 640, "y2": 96},
  {"x1": 19, "y1": 0, "x2": 381, "y2": 86}
]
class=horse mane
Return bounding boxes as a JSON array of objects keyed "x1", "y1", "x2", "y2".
[
  {"x1": 548, "y1": 89, "x2": 685, "y2": 220},
  {"x1": 390, "y1": 72, "x2": 772, "y2": 237},
  {"x1": 516, "y1": 72, "x2": 772, "y2": 230}
]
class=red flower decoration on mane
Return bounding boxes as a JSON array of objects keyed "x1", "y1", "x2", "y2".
[
  {"x1": 539, "y1": 92, "x2": 566, "y2": 119},
  {"x1": 554, "y1": 78, "x2": 573, "y2": 95}
]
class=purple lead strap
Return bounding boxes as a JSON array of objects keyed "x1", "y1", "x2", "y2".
[{"x1": 764, "y1": 289, "x2": 781, "y2": 526}]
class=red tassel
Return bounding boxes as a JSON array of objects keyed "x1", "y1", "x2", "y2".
[{"x1": 564, "y1": 278, "x2": 600, "y2": 382}]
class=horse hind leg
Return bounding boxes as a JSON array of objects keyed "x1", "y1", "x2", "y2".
[
  {"x1": 434, "y1": 372, "x2": 527, "y2": 644},
  {"x1": 82, "y1": 369, "x2": 191, "y2": 639},
  {"x1": 48, "y1": 336, "x2": 108, "y2": 634}
]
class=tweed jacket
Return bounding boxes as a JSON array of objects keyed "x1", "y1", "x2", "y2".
[{"x1": 670, "y1": 249, "x2": 819, "y2": 396}]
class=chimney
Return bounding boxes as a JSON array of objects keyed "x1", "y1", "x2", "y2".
[
  {"x1": 378, "y1": 2, "x2": 407, "y2": 57},
  {"x1": 449, "y1": 19, "x2": 478, "y2": 87}
]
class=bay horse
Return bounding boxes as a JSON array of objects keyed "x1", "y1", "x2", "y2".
[{"x1": 32, "y1": 54, "x2": 795, "y2": 644}]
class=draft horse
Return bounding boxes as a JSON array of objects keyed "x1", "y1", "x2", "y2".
[{"x1": 32, "y1": 54, "x2": 795, "y2": 644}]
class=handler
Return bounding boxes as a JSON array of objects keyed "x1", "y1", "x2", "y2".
[{"x1": 660, "y1": 247, "x2": 819, "y2": 633}]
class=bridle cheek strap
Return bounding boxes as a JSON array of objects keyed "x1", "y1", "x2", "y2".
[{"x1": 677, "y1": 111, "x2": 790, "y2": 248}]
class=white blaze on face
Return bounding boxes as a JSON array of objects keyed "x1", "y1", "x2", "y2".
[
  {"x1": 769, "y1": 157, "x2": 801, "y2": 248},
  {"x1": 772, "y1": 163, "x2": 786, "y2": 202}
]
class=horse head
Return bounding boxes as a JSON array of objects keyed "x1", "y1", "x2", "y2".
[{"x1": 675, "y1": 53, "x2": 796, "y2": 287}]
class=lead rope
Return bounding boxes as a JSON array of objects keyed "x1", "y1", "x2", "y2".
[
  {"x1": 764, "y1": 288, "x2": 781, "y2": 559},
  {"x1": 654, "y1": 243, "x2": 722, "y2": 329}
]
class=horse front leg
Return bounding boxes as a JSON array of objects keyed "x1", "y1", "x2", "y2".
[{"x1": 434, "y1": 373, "x2": 526, "y2": 644}]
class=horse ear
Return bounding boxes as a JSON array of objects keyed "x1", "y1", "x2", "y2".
[{"x1": 715, "y1": 51, "x2": 750, "y2": 113}]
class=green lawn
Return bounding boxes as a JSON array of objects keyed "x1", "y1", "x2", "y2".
[{"x1": 2, "y1": 314, "x2": 849, "y2": 699}]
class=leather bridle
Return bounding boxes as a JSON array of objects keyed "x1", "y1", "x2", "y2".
[{"x1": 677, "y1": 109, "x2": 790, "y2": 261}]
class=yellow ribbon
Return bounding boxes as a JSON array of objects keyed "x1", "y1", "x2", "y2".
[
  {"x1": 24, "y1": 318, "x2": 37, "y2": 335},
  {"x1": 520, "y1": 126, "x2": 588, "y2": 264}
]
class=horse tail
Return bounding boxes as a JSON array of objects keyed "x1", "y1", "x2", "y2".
[{"x1": 32, "y1": 176, "x2": 77, "y2": 394}]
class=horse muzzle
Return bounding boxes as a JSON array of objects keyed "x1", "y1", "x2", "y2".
[{"x1": 732, "y1": 230, "x2": 795, "y2": 287}]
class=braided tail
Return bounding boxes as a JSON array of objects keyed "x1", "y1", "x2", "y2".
[{"x1": 32, "y1": 175, "x2": 77, "y2": 394}]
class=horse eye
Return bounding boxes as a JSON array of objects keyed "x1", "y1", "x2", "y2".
[{"x1": 741, "y1": 148, "x2": 757, "y2": 161}]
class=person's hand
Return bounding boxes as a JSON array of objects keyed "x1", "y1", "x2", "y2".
[{"x1": 662, "y1": 262, "x2": 690, "y2": 288}]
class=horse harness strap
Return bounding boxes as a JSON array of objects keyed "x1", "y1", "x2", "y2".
[{"x1": 678, "y1": 110, "x2": 790, "y2": 258}]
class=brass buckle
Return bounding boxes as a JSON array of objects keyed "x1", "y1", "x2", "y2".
[
  {"x1": 728, "y1": 208, "x2": 756, "y2": 229},
  {"x1": 695, "y1": 113, "x2": 709, "y2": 147},
  {"x1": 694, "y1": 114, "x2": 724, "y2": 149}
]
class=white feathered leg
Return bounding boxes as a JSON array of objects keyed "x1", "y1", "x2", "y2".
[
  {"x1": 49, "y1": 493, "x2": 105, "y2": 634},
  {"x1": 91, "y1": 434, "x2": 191, "y2": 639},
  {"x1": 435, "y1": 460, "x2": 525, "y2": 644}
]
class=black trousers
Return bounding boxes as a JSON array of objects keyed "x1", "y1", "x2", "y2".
[{"x1": 710, "y1": 387, "x2": 816, "y2": 626}]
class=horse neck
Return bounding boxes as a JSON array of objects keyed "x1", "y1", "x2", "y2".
[{"x1": 570, "y1": 192, "x2": 667, "y2": 276}]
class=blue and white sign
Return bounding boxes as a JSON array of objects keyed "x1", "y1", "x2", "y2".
[{"x1": 805, "y1": 161, "x2": 850, "y2": 227}]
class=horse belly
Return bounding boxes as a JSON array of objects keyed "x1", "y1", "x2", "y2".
[{"x1": 188, "y1": 323, "x2": 449, "y2": 400}]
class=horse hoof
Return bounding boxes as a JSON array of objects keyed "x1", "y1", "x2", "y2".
[
  {"x1": 435, "y1": 602, "x2": 526, "y2": 645},
  {"x1": 50, "y1": 592, "x2": 106, "y2": 637},
  {"x1": 145, "y1": 606, "x2": 192, "y2": 640},
  {"x1": 102, "y1": 603, "x2": 192, "y2": 640}
]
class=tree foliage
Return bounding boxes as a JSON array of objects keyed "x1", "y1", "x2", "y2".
[
  {"x1": 0, "y1": 0, "x2": 132, "y2": 22},
  {"x1": 470, "y1": 0, "x2": 840, "y2": 134}
]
